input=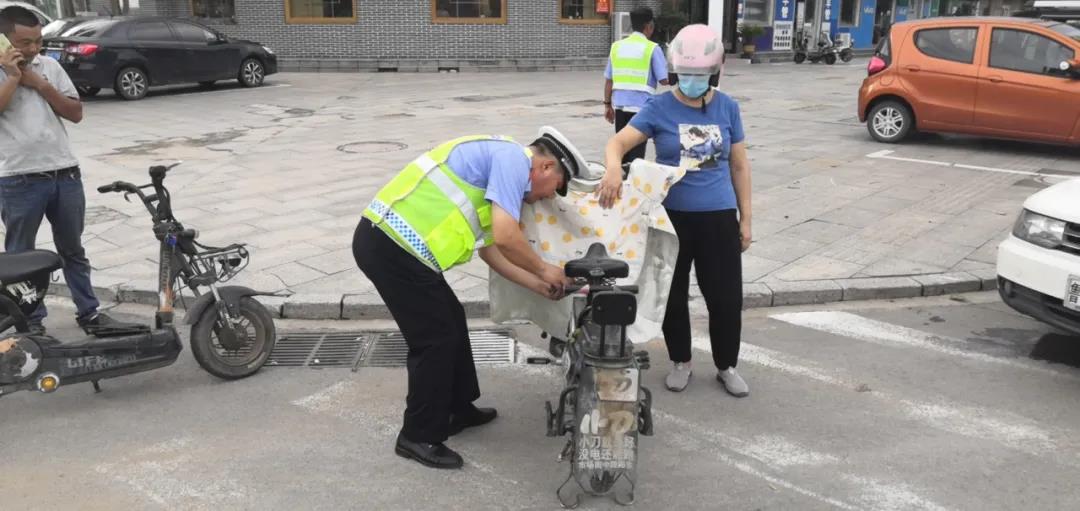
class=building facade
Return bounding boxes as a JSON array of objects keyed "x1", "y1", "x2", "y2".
[
  {"x1": 94, "y1": 0, "x2": 666, "y2": 68},
  {"x1": 737, "y1": 0, "x2": 1030, "y2": 51}
]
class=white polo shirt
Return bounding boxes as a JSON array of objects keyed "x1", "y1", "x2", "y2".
[{"x1": 0, "y1": 55, "x2": 80, "y2": 177}]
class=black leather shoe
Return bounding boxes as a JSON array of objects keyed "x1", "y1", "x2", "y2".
[
  {"x1": 394, "y1": 434, "x2": 463, "y2": 469},
  {"x1": 448, "y1": 406, "x2": 498, "y2": 436}
]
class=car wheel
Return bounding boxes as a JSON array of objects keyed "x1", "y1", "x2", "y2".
[
  {"x1": 198, "y1": 80, "x2": 216, "y2": 89},
  {"x1": 77, "y1": 86, "x2": 100, "y2": 97},
  {"x1": 868, "y1": 100, "x2": 914, "y2": 143},
  {"x1": 114, "y1": 67, "x2": 148, "y2": 101},
  {"x1": 238, "y1": 58, "x2": 265, "y2": 87}
]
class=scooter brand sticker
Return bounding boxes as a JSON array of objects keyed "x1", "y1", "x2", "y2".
[{"x1": 63, "y1": 354, "x2": 139, "y2": 375}]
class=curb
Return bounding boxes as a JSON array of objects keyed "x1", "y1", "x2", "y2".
[{"x1": 50, "y1": 270, "x2": 998, "y2": 321}]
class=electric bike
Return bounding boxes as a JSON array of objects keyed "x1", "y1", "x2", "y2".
[
  {"x1": 544, "y1": 243, "x2": 654, "y2": 508},
  {"x1": 0, "y1": 163, "x2": 278, "y2": 397}
]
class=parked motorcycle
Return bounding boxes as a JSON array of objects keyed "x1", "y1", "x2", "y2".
[
  {"x1": 0, "y1": 163, "x2": 279, "y2": 397},
  {"x1": 793, "y1": 29, "x2": 855, "y2": 64}
]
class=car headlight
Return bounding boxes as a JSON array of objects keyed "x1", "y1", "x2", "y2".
[
  {"x1": 262, "y1": 46, "x2": 275, "y2": 55},
  {"x1": 1012, "y1": 209, "x2": 1066, "y2": 249}
]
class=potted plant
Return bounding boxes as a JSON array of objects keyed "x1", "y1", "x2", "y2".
[{"x1": 739, "y1": 24, "x2": 766, "y2": 56}]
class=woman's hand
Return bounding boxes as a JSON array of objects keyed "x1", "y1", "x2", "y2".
[
  {"x1": 596, "y1": 167, "x2": 623, "y2": 209},
  {"x1": 739, "y1": 220, "x2": 752, "y2": 252}
]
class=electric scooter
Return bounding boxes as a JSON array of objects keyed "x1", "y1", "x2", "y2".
[
  {"x1": 0, "y1": 163, "x2": 278, "y2": 397},
  {"x1": 544, "y1": 243, "x2": 654, "y2": 508}
]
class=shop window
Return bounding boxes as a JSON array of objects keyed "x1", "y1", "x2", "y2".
[
  {"x1": 840, "y1": 0, "x2": 859, "y2": 26},
  {"x1": 990, "y1": 28, "x2": 1075, "y2": 76},
  {"x1": 742, "y1": 0, "x2": 770, "y2": 24},
  {"x1": 193, "y1": 0, "x2": 235, "y2": 19},
  {"x1": 433, "y1": 0, "x2": 507, "y2": 24},
  {"x1": 560, "y1": 0, "x2": 610, "y2": 23},
  {"x1": 286, "y1": 0, "x2": 357, "y2": 24},
  {"x1": 914, "y1": 27, "x2": 977, "y2": 64}
]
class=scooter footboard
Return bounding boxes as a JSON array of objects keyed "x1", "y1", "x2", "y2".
[{"x1": 38, "y1": 328, "x2": 183, "y2": 386}]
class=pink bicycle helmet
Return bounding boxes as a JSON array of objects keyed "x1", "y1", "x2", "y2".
[{"x1": 668, "y1": 24, "x2": 725, "y2": 75}]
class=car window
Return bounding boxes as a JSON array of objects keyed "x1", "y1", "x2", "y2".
[
  {"x1": 170, "y1": 22, "x2": 216, "y2": 43},
  {"x1": 128, "y1": 21, "x2": 176, "y2": 42},
  {"x1": 61, "y1": 20, "x2": 120, "y2": 38},
  {"x1": 990, "y1": 28, "x2": 1076, "y2": 76},
  {"x1": 914, "y1": 27, "x2": 978, "y2": 64},
  {"x1": 1048, "y1": 22, "x2": 1080, "y2": 43}
]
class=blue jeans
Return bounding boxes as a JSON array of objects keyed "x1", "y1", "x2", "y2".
[{"x1": 0, "y1": 168, "x2": 100, "y2": 323}]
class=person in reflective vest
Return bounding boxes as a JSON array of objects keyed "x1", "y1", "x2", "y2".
[
  {"x1": 603, "y1": 6, "x2": 669, "y2": 166},
  {"x1": 352, "y1": 126, "x2": 588, "y2": 470}
]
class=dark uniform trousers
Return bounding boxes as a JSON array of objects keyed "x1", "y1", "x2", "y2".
[
  {"x1": 352, "y1": 217, "x2": 481, "y2": 444},
  {"x1": 615, "y1": 108, "x2": 648, "y2": 165}
]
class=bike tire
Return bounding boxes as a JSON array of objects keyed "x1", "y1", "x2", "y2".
[
  {"x1": 191, "y1": 297, "x2": 276, "y2": 380},
  {"x1": 793, "y1": 52, "x2": 807, "y2": 64},
  {"x1": 840, "y1": 48, "x2": 854, "y2": 63},
  {"x1": 824, "y1": 53, "x2": 838, "y2": 65}
]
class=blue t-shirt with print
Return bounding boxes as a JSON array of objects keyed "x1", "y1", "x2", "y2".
[
  {"x1": 628, "y1": 90, "x2": 745, "y2": 212},
  {"x1": 445, "y1": 139, "x2": 532, "y2": 221}
]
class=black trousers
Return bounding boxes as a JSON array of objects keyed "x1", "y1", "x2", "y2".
[
  {"x1": 352, "y1": 218, "x2": 481, "y2": 444},
  {"x1": 615, "y1": 108, "x2": 647, "y2": 165},
  {"x1": 662, "y1": 209, "x2": 743, "y2": 370}
]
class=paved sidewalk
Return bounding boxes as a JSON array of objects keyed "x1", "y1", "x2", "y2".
[{"x1": 9, "y1": 60, "x2": 1079, "y2": 319}]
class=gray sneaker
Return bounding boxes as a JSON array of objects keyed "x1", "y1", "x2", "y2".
[
  {"x1": 717, "y1": 368, "x2": 749, "y2": 397},
  {"x1": 665, "y1": 362, "x2": 692, "y2": 392}
]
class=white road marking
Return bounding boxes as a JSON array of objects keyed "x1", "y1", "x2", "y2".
[
  {"x1": 867, "y1": 150, "x2": 1072, "y2": 181},
  {"x1": 699, "y1": 333, "x2": 1065, "y2": 462},
  {"x1": 843, "y1": 475, "x2": 951, "y2": 511},
  {"x1": 94, "y1": 437, "x2": 249, "y2": 508},
  {"x1": 770, "y1": 311, "x2": 1074, "y2": 379},
  {"x1": 660, "y1": 409, "x2": 955, "y2": 510},
  {"x1": 292, "y1": 381, "x2": 523, "y2": 487}
]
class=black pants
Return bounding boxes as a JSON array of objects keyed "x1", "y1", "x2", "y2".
[
  {"x1": 662, "y1": 209, "x2": 743, "y2": 370},
  {"x1": 352, "y1": 218, "x2": 481, "y2": 444},
  {"x1": 615, "y1": 109, "x2": 647, "y2": 165}
]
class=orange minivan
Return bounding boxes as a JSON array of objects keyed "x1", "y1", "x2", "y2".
[{"x1": 858, "y1": 17, "x2": 1080, "y2": 145}]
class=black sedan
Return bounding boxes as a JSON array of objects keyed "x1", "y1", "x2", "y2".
[{"x1": 44, "y1": 17, "x2": 277, "y2": 100}]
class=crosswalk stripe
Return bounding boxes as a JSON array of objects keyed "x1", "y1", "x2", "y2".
[
  {"x1": 658, "y1": 409, "x2": 952, "y2": 511},
  {"x1": 694, "y1": 339, "x2": 1065, "y2": 464},
  {"x1": 769, "y1": 311, "x2": 1074, "y2": 380}
]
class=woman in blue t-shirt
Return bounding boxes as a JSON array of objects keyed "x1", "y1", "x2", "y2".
[{"x1": 597, "y1": 25, "x2": 753, "y2": 398}]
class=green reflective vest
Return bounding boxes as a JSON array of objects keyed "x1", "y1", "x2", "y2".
[
  {"x1": 362, "y1": 135, "x2": 526, "y2": 272},
  {"x1": 610, "y1": 32, "x2": 658, "y2": 94}
]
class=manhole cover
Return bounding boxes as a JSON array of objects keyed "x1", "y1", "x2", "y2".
[
  {"x1": 268, "y1": 329, "x2": 515, "y2": 369},
  {"x1": 337, "y1": 141, "x2": 408, "y2": 154}
]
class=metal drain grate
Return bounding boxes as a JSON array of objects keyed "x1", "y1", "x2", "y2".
[
  {"x1": 268, "y1": 329, "x2": 515, "y2": 370},
  {"x1": 267, "y1": 332, "x2": 368, "y2": 368},
  {"x1": 360, "y1": 329, "x2": 516, "y2": 368}
]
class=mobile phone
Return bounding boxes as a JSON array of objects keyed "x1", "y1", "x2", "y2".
[{"x1": 0, "y1": 34, "x2": 13, "y2": 54}]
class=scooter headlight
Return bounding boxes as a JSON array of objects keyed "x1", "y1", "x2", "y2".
[{"x1": 36, "y1": 372, "x2": 60, "y2": 393}]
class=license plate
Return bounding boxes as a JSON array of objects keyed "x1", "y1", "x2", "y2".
[
  {"x1": 1066, "y1": 275, "x2": 1080, "y2": 312},
  {"x1": 46, "y1": 50, "x2": 62, "y2": 61},
  {"x1": 595, "y1": 367, "x2": 639, "y2": 403}
]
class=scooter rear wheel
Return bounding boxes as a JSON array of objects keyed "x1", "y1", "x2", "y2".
[
  {"x1": 191, "y1": 297, "x2": 276, "y2": 379},
  {"x1": 840, "y1": 48, "x2": 854, "y2": 63},
  {"x1": 825, "y1": 53, "x2": 838, "y2": 65},
  {"x1": 794, "y1": 52, "x2": 807, "y2": 64}
]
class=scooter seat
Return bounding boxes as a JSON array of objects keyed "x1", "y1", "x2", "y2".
[
  {"x1": 0, "y1": 250, "x2": 63, "y2": 283},
  {"x1": 565, "y1": 243, "x2": 629, "y2": 280}
]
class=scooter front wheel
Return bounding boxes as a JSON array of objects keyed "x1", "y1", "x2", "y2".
[
  {"x1": 793, "y1": 52, "x2": 807, "y2": 64},
  {"x1": 191, "y1": 297, "x2": 276, "y2": 379},
  {"x1": 840, "y1": 48, "x2": 854, "y2": 63}
]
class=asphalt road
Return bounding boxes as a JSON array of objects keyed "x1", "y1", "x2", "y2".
[{"x1": 2, "y1": 291, "x2": 1079, "y2": 510}]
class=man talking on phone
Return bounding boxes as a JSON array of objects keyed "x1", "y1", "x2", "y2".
[{"x1": 1, "y1": 6, "x2": 128, "y2": 335}]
